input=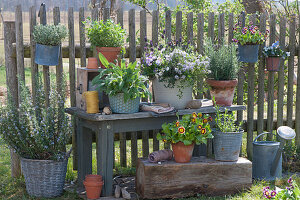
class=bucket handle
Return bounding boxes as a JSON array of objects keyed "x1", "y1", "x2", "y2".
[{"x1": 253, "y1": 132, "x2": 275, "y2": 143}]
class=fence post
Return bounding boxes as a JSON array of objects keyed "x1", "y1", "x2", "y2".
[
  {"x1": 30, "y1": 6, "x2": 38, "y2": 105},
  {"x1": 79, "y1": 7, "x2": 86, "y2": 68},
  {"x1": 296, "y1": 15, "x2": 300, "y2": 148}
]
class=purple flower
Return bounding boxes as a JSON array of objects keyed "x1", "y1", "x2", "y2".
[{"x1": 144, "y1": 36, "x2": 147, "y2": 42}]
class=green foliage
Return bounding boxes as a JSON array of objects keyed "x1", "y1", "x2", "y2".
[
  {"x1": 215, "y1": 104, "x2": 242, "y2": 133},
  {"x1": 157, "y1": 112, "x2": 213, "y2": 145},
  {"x1": 205, "y1": 40, "x2": 239, "y2": 80},
  {"x1": 92, "y1": 53, "x2": 151, "y2": 102},
  {"x1": 233, "y1": 22, "x2": 268, "y2": 45},
  {"x1": 84, "y1": 18, "x2": 126, "y2": 48},
  {"x1": 0, "y1": 75, "x2": 71, "y2": 161},
  {"x1": 33, "y1": 24, "x2": 68, "y2": 46}
]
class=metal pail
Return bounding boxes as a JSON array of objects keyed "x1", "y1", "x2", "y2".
[{"x1": 252, "y1": 132, "x2": 282, "y2": 181}]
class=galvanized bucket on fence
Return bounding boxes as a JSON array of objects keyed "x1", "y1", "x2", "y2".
[
  {"x1": 35, "y1": 43, "x2": 60, "y2": 66},
  {"x1": 238, "y1": 44, "x2": 259, "y2": 63}
]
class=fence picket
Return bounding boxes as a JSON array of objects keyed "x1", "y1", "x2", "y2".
[
  {"x1": 228, "y1": 13, "x2": 234, "y2": 44},
  {"x1": 153, "y1": 130, "x2": 160, "y2": 151},
  {"x1": 187, "y1": 12, "x2": 193, "y2": 43},
  {"x1": 218, "y1": 13, "x2": 224, "y2": 45},
  {"x1": 142, "y1": 131, "x2": 149, "y2": 158},
  {"x1": 165, "y1": 10, "x2": 172, "y2": 43},
  {"x1": 131, "y1": 132, "x2": 138, "y2": 167},
  {"x1": 79, "y1": 7, "x2": 86, "y2": 67},
  {"x1": 296, "y1": 15, "x2": 300, "y2": 147},
  {"x1": 208, "y1": 12, "x2": 214, "y2": 42},
  {"x1": 176, "y1": 11, "x2": 182, "y2": 41},
  {"x1": 152, "y1": 10, "x2": 159, "y2": 46},
  {"x1": 129, "y1": 9, "x2": 136, "y2": 62},
  {"x1": 140, "y1": 10, "x2": 147, "y2": 56}
]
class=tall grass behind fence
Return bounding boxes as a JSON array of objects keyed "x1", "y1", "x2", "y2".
[{"x1": 3, "y1": 4, "x2": 300, "y2": 169}]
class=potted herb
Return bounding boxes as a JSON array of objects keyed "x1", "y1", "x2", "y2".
[
  {"x1": 263, "y1": 41, "x2": 290, "y2": 72},
  {"x1": 233, "y1": 22, "x2": 268, "y2": 63},
  {"x1": 205, "y1": 41, "x2": 240, "y2": 106},
  {"x1": 0, "y1": 78, "x2": 72, "y2": 198},
  {"x1": 141, "y1": 37, "x2": 209, "y2": 109},
  {"x1": 213, "y1": 106, "x2": 243, "y2": 161},
  {"x1": 84, "y1": 18, "x2": 126, "y2": 68},
  {"x1": 157, "y1": 112, "x2": 213, "y2": 163},
  {"x1": 92, "y1": 53, "x2": 151, "y2": 114},
  {"x1": 33, "y1": 24, "x2": 68, "y2": 66}
]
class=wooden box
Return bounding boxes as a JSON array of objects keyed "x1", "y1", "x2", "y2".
[{"x1": 136, "y1": 157, "x2": 252, "y2": 199}]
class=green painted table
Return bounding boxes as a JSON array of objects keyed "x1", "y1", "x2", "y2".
[{"x1": 65, "y1": 101, "x2": 245, "y2": 196}]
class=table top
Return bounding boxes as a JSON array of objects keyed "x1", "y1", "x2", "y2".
[{"x1": 65, "y1": 100, "x2": 246, "y2": 122}]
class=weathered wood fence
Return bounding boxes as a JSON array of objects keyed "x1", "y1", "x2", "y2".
[{"x1": 4, "y1": 4, "x2": 300, "y2": 173}]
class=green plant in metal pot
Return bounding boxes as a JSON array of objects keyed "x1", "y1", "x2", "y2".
[
  {"x1": 92, "y1": 53, "x2": 151, "y2": 113},
  {"x1": 205, "y1": 41, "x2": 240, "y2": 106}
]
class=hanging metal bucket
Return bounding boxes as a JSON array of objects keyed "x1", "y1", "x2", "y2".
[
  {"x1": 35, "y1": 43, "x2": 60, "y2": 66},
  {"x1": 238, "y1": 44, "x2": 259, "y2": 63}
]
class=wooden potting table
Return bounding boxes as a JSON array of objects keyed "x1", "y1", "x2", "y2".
[{"x1": 65, "y1": 101, "x2": 245, "y2": 197}]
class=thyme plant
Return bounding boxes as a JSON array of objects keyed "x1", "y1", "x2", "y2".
[
  {"x1": 215, "y1": 105, "x2": 242, "y2": 133},
  {"x1": 33, "y1": 24, "x2": 68, "y2": 46}
]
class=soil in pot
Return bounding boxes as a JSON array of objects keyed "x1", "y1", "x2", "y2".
[
  {"x1": 84, "y1": 180, "x2": 104, "y2": 199},
  {"x1": 207, "y1": 79, "x2": 238, "y2": 106},
  {"x1": 266, "y1": 57, "x2": 281, "y2": 72},
  {"x1": 96, "y1": 47, "x2": 121, "y2": 69},
  {"x1": 171, "y1": 142, "x2": 195, "y2": 163},
  {"x1": 87, "y1": 57, "x2": 99, "y2": 69}
]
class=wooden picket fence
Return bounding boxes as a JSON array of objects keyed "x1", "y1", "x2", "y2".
[{"x1": 4, "y1": 4, "x2": 300, "y2": 171}]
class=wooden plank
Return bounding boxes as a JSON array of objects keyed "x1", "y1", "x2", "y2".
[
  {"x1": 165, "y1": 10, "x2": 172, "y2": 43},
  {"x1": 79, "y1": 7, "x2": 86, "y2": 67},
  {"x1": 175, "y1": 11, "x2": 182, "y2": 41},
  {"x1": 152, "y1": 10, "x2": 159, "y2": 46},
  {"x1": 136, "y1": 157, "x2": 252, "y2": 199},
  {"x1": 103, "y1": 7, "x2": 110, "y2": 21},
  {"x1": 228, "y1": 13, "x2": 234, "y2": 44},
  {"x1": 142, "y1": 131, "x2": 149, "y2": 158},
  {"x1": 266, "y1": 14, "x2": 276, "y2": 140},
  {"x1": 296, "y1": 15, "x2": 300, "y2": 147},
  {"x1": 119, "y1": 132, "x2": 127, "y2": 167},
  {"x1": 129, "y1": 9, "x2": 136, "y2": 63},
  {"x1": 257, "y1": 13, "x2": 267, "y2": 137},
  {"x1": 287, "y1": 15, "x2": 296, "y2": 128},
  {"x1": 117, "y1": 8, "x2": 124, "y2": 27},
  {"x1": 91, "y1": 7, "x2": 98, "y2": 58},
  {"x1": 218, "y1": 13, "x2": 224, "y2": 45},
  {"x1": 187, "y1": 12, "x2": 193, "y2": 43},
  {"x1": 153, "y1": 130, "x2": 160, "y2": 151},
  {"x1": 140, "y1": 10, "x2": 147, "y2": 57},
  {"x1": 196, "y1": 13, "x2": 204, "y2": 99},
  {"x1": 131, "y1": 131, "x2": 138, "y2": 167},
  {"x1": 69, "y1": 7, "x2": 76, "y2": 108},
  {"x1": 208, "y1": 12, "x2": 214, "y2": 42}
]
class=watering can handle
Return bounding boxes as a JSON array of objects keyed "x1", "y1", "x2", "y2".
[{"x1": 253, "y1": 132, "x2": 275, "y2": 142}]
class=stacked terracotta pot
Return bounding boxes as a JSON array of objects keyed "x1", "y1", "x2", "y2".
[{"x1": 83, "y1": 174, "x2": 104, "y2": 199}]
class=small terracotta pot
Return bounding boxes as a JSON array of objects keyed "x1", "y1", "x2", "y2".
[
  {"x1": 266, "y1": 57, "x2": 281, "y2": 72},
  {"x1": 206, "y1": 79, "x2": 238, "y2": 106},
  {"x1": 171, "y1": 142, "x2": 195, "y2": 163},
  {"x1": 85, "y1": 174, "x2": 102, "y2": 182},
  {"x1": 96, "y1": 47, "x2": 121, "y2": 69},
  {"x1": 84, "y1": 180, "x2": 104, "y2": 199},
  {"x1": 87, "y1": 57, "x2": 99, "y2": 69}
]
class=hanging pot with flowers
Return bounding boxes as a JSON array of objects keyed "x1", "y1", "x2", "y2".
[
  {"x1": 263, "y1": 41, "x2": 290, "y2": 72},
  {"x1": 233, "y1": 21, "x2": 268, "y2": 63},
  {"x1": 157, "y1": 112, "x2": 213, "y2": 163}
]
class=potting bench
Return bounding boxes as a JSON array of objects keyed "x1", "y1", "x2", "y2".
[{"x1": 65, "y1": 101, "x2": 245, "y2": 196}]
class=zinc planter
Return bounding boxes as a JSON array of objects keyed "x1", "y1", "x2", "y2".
[
  {"x1": 213, "y1": 130, "x2": 244, "y2": 161},
  {"x1": 35, "y1": 43, "x2": 60, "y2": 66},
  {"x1": 20, "y1": 157, "x2": 69, "y2": 198},
  {"x1": 152, "y1": 78, "x2": 192, "y2": 110},
  {"x1": 171, "y1": 142, "x2": 195, "y2": 163},
  {"x1": 96, "y1": 47, "x2": 121, "y2": 69},
  {"x1": 238, "y1": 44, "x2": 259, "y2": 63},
  {"x1": 206, "y1": 79, "x2": 238, "y2": 106},
  {"x1": 109, "y1": 93, "x2": 140, "y2": 114},
  {"x1": 266, "y1": 57, "x2": 281, "y2": 72}
]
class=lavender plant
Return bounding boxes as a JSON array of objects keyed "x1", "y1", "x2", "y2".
[{"x1": 0, "y1": 76, "x2": 71, "y2": 161}]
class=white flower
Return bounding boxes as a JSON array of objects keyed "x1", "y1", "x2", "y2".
[
  {"x1": 166, "y1": 67, "x2": 170, "y2": 71},
  {"x1": 286, "y1": 52, "x2": 290, "y2": 57},
  {"x1": 175, "y1": 75, "x2": 179, "y2": 79}
]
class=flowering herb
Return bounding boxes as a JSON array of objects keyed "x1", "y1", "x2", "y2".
[
  {"x1": 141, "y1": 35, "x2": 209, "y2": 98},
  {"x1": 263, "y1": 41, "x2": 290, "y2": 59},
  {"x1": 263, "y1": 177, "x2": 300, "y2": 199},
  {"x1": 232, "y1": 21, "x2": 268, "y2": 45},
  {"x1": 157, "y1": 112, "x2": 213, "y2": 145}
]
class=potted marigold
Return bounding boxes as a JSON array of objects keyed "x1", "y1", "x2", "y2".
[
  {"x1": 205, "y1": 41, "x2": 240, "y2": 106},
  {"x1": 84, "y1": 18, "x2": 126, "y2": 68},
  {"x1": 0, "y1": 77, "x2": 71, "y2": 198},
  {"x1": 263, "y1": 41, "x2": 290, "y2": 72},
  {"x1": 33, "y1": 24, "x2": 68, "y2": 66},
  {"x1": 141, "y1": 37, "x2": 209, "y2": 109},
  {"x1": 233, "y1": 22, "x2": 268, "y2": 63},
  {"x1": 157, "y1": 112, "x2": 213, "y2": 163}
]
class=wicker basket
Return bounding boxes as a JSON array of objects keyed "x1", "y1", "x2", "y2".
[{"x1": 20, "y1": 151, "x2": 71, "y2": 198}]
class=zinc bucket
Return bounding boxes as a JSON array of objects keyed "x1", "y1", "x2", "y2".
[
  {"x1": 35, "y1": 43, "x2": 60, "y2": 66},
  {"x1": 238, "y1": 44, "x2": 259, "y2": 63}
]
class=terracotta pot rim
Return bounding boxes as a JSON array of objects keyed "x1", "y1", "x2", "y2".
[
  {"x1": 85, "y1": 174, "x2": 102, "y2": 180},
  {"x1": 172, "y1": 141, "x2": 195, "y2": 146},
  {"x1": 96, "y1": 46, "x2": 121, "y2": 52},
  {"x1": 266, "y1": 56, "x2": 281, "y2": 58},
  {"x1": 206, "y1": 79, "x2": 238, "y2": 87}
]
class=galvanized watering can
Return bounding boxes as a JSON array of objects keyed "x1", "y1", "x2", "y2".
[{"x1": 252, "y1": 126, "x2": 296, "y2": 181}]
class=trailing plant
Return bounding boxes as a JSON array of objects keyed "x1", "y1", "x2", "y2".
[
  {"x1": 92, "y1": 53, "x2": 151, "y2": 102},
  {"x1": 33, "y1": 24, "x2": 68, "y2": 46},
  {"x1": 0, "y1": 75, "x2": 71, "y2": 161},
  {"x1": 214, "y1": 104, "x2": 242, "y2": 133},
  {"x1": 263, "y1": 41, "x2": 290, "y2": 59},
  {"x1": 205, "y1": 40, "x2": 240, "y2": 80},
  {"x1": 84, "y1": 18, "x2": 126, "y2": 48},
  {"x1": 157, "y1": 112, "x2": 213, "y2": 145}
]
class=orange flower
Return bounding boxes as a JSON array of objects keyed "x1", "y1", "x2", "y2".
[
  {"x1": 203, "y1": 118, "x2": 208, "y2": 123},
  {"x1": 208, "y1": 116, "x2": 213, "y2": 121},
  {"x1": 192, "y1": 112, "x2": 197, "y2": 118},
  {"x1": 198, "y1": 113, "x2": 202, "y2": 118},
  {"x1": 178, "y1": 126, "x2": 185, "y2": 134},
  {"x1": 175, "y1": 121, "x2": 180, "y2": 127},
  {"x1": 201, "y1": 128, "x2": 206, "y2": 134},
  {"x1": 197, "y1": 124, "x2": 202, "y2": 130},
  {"x1": 162, "y1": 139, "x2": 167, "y2": 143},
  {"x1": 191, "y1": 118, "x2": 196, "y2": 123}
]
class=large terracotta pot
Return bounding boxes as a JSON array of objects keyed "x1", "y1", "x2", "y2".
[
  {"x1": 266, "y1": 57, "x2": 281, "y2": 72},
  {"x1": 96, "y1": 47, "x2": 121, "y2": 68},
  {"x1": 87, "y1": 57, "x2": 99, "y2": 69},
  {"x1": 206, "y1": 79, "x2": 238, "y2": 106},
  {"x1": 84, "y1": 180, "x2": 104, "y2": 199},
  {"x1": 171, "y1": 142, "x2": 195, "y2": 163}
]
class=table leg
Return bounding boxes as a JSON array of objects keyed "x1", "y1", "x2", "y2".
[{"x1": 96, "y1": 121, "x2": 114, "y2": 196}]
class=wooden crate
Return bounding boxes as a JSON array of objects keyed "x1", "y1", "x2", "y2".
[{"x1": 136, "y1": 157, "x2": 252, "y2": 199}]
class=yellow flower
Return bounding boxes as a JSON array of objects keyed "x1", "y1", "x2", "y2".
[
  {"x1": 191, "y1": 118, "x2": 196, "y2": 123},
  {"x1": 192, "y1": 112, "x2": 197, "y2": 118},
  {"x1": 201, "y1": 128, "x2": 206, "y2": 134},
  {"x1": 178, "y1": 126, "x2": 185, "y2": 134},
  {"x1": 162, "y1": 139, "x2": 167, "y2": 143},
  {"x1": 175, "y1": 121, "x2": 180, "y2": 127},
  {"x1": 198, "y1": 113, "x2": 202, "y2": 118},
  {"x1": 197, "y1": 125, "x2": 202, "y2": 130},
  {"x1": 203, "y1": 118, "x2": 208, "y2": 123}
]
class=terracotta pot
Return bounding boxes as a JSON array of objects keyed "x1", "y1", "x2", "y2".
[
  {"x1": 206, "y1": 79, "x2": 238, "y2": 106},
  {"x1": 85, "y1": 174, "x2": 102, "y2": 182},
  {"x1": 84, "y1": 180, "x2": 104, "y2": 199},
  {"x1": 96, "y1": 47, "x2": 121, "y2": 69},
  {"x1": 266, "y1": 57, "x2": 281, "y2": 72},
  {"x1": 171, "y1": 142, "x2": 195, "y2": 163},
  {"x1": 87, "y1": 57, "x2": 99, "y2": 69}
]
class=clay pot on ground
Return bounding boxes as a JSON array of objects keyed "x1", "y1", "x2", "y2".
[
  {"x1": 96, "y1": 47, "x2": 121, "y2": 69},
  {"x1": 84, "y1": 179, "x2": 104, "y2": 199},
  {"x1": 266, "y1": 57, "x2": 281, "y2": 72},
  {"x1": 206, "y1": 79, "x2": 238, "y2": 106},
  {"x1": 87, "y1": 57, "x2": 99, "y2": 69},
  {"x1": 171, "y1": 142, "x2": 195, "y2": 163}
]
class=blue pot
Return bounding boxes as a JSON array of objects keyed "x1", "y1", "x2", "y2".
[
  {"x1": 35, "y1": 43, "x2": 60, "y2": 66},
  {"x1": 109, "y1": 93, "x2": 140, "y2": 114},
  {"x1": 238, "y1": 44, "x2": 259, "y2": 63}
]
